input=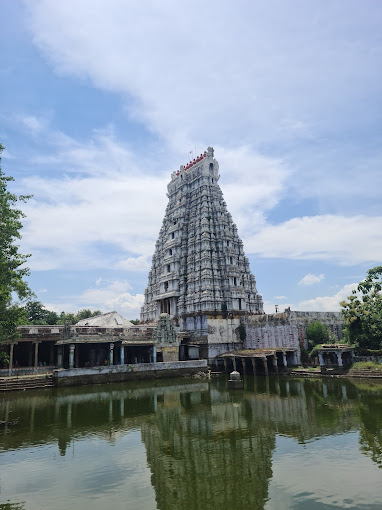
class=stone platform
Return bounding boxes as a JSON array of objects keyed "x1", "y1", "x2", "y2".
[{"x1": 53, "y1": 360, "x2": 208, "y2": 387}]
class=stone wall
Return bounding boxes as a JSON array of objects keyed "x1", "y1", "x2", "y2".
[
  {"x1": 244, "y1": 310, "x2": 343, "y2": 352},
  {"x1": 161, "y1": 347, "x2": 179, "y2": 362}
]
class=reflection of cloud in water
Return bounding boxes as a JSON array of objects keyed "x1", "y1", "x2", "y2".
[{"x1": 267, "y1": 433, "x2": 382, "y2": 509}]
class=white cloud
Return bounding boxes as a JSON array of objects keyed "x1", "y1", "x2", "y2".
[
  {"x1": 245, "y1": 215, "x2": 382, "y2": 265},
  {"x1": 274, "y1": 295, "x2": 287, "y2": 300},
  {"x1": 15, "y1": 128, "x2": 169, "y2": 270},
  {"x1": 25, "y1": 0, "x2": 381, "y2": 150},
  {"x1": 79, "y1": 280, "x2": 144, "y2": 319},
  {"x1": 117, "y1": 256, "x2": 150, "y2": 272},
  {"x1": 216, "y1": 145, "x2": 290, "y2": 235},
  {"x1": 298, "y1": 283, "x2": 358, "y2": 312},
  {"x1": 298, "y1": 273, "x2": 324, "y2": 286},
  {"x1": 45, "y1": 280, "x2": 144, "y2": 319},
  {"x1": 263, "y1": 301, "x2": 293, "y2": 314},
  {"x1": 16, "y1": 114, "x2": 47, "y2": 135}
]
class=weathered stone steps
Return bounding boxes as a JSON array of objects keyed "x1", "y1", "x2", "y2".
[
  {"x1": 348, "y1": 369, "x2": 382, "y2": 378},
  {"x1": 0, "y1": 375, "x2": 55, "y2": 391}
]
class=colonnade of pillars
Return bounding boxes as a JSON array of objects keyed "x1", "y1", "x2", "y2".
[
  {"x1": 223, "y1": 352, "x2": 295, "y2": 376},
  {"x1": 318, "y1": 350, "x2": 348, "y2": 368},
  {"x1": 59, "y1": 343, "x2": 157, "y2": 369},
  {"x1": 8, "y1": 341, "x2": 54, "y2": 373},
  {"x1": 5, "y1": 342, "x2": 158, "y2": 372}
]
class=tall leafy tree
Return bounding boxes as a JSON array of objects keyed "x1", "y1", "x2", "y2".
[
  {"x1": 24, "y1": 300, "x2": 59, "y2": 325},
  {"x1": 306, "y1": 320, "x2": 330, "y2": 348},
  {"x1": 340, "y1": 266, "x2": 382, "y2": 351},
  {"x1": 0, "y1": 144, "x2": 33, "y2": 342}
]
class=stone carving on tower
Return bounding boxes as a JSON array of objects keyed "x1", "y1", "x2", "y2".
[{"x1": 140, "y1": 147, "x2": 263, "y2": 326}]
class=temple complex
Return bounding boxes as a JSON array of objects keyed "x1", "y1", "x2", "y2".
[{"x1": 0, "y1": 146, "x2": 349, "y2": 378}]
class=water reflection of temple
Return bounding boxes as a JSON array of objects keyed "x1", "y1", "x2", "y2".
[
  {"x1": 142, "y1": 395, "x2": 274, "y2": 510},
  {"x1": 1, "y1": 377, "x2": 381, "y2": 508}
]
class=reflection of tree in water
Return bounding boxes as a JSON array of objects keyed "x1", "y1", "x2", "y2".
[
  {"x1": 0, "y1": 502, "x2": 26, "y2": 510},
  {"x1": 357, "y1": 384, "x2": 382, "y2": 468}
]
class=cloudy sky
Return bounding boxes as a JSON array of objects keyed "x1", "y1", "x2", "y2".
[{"x1": 1, "y1": 0, "x2": 381, "y2": 319}]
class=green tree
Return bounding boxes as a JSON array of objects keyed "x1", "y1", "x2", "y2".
[
  {"x1": 25, "y1": 300, "x2": 47, "y2": 324},
  {"x1": 0, "y1": 144, "x2": 33, "y2": 342},
  {"x1": 74, "y1": 309, "x2": 102, "y2": 322},
  {"x1": 24, "y1": 300, "x2": 59, "y2": 325},
  {"x1": 56, "y1": 309, "x2": 102, "y2": 325},
  {"x1": 45, "y1": 310, "x2": 59, "y2": 325},
  {"x1": 340, "y1": 266, "x2": 382, "y2": 352},
  {"x1": 306, "y1": 320, "x2": 330, "y2": 349}
]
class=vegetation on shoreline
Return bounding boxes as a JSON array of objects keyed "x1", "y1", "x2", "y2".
[
  {"x1": 340, "y1": 266, "x2": 382, "y2": 352},
  {"x1": 349, "y1": 361, "x2": 382, "y2": 373}
]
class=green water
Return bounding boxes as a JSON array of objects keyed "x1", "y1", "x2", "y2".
[{"x1": 0, "y1": 376, "x2": 381, "y2": 510}]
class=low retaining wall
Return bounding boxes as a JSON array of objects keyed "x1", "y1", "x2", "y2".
[{"x1": 53, "y1": 360, "x2": 208, "y2": 387}]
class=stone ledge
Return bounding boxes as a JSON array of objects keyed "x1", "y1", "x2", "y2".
[{"x1": 53, "y1": 360, "x2": 208, "y2": 387}]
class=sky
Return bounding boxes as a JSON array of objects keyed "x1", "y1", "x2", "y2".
[{"x1": 1, "y1": 0, "x2": 381, "y2": 319}]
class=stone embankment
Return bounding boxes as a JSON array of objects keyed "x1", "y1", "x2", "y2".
[
  {"x1": 0, "y1": 361, "x2": 208, "y2": 392},
  {"x1": 288, "y1": 367, "x2": 382, "y2": 379}
]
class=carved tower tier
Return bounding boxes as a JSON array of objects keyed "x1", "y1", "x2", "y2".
[{"x1": 140, "y1": 147, "x2": 263, "y2": 325}]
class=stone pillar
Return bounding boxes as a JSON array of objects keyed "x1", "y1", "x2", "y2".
[
  {"x1": 336, "y1": 351, "x2": 343, "y2": 367},
  {"x1": 69, "y1": 344, "x2": 75, "y2": 369},
  {"x1": 49, "y1": 343, "x2": 55, "y2": 365},
  {"x1": 152, "y1": 346, "x2": 157, "y2": 363},
  {"x1": 74, "y1": 345, "x2": 79, "y2": 368},
  {"x1": 341, "y1": 384, "x2": 348, "y2": 400},
  {"x1": 223, "y1": 358, "x2": 228, "y2": 373},
  {"x1": 57, "y1": 346, "x2": 63, "y2": 368},
  {"x1": 282, "y1": 352, "x2": 287, "y2": 368},
  {"x1": 241, "y1": 358, "x2": 246, "y2": 375},
  {"x1": 34, "y1": 342, "x2": 39, "y2": 368},
  {"x1": 120, "y1": 345, "x2": 125, "y2": 365},
  {"x1": 9, "y1": 343, "x2": 15, "y2": 375},
  {"x1": 318, "y1": 352, "x2": 325, "y2": 367},
  {"x1": 28, "y1": 344, "x2": 33, "y2": 367},
  {"x1": 273, "y1": 356, "x2": 278, "y2": 374},
  {"x1": 109, "y1": 343, "x2": 114, "y2": 366},
  {"x1": 263, "y1": 357, "x2": 268, "y2": 376}
]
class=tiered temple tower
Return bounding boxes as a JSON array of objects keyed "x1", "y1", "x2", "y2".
[{"x1": 140, "y1": 147, "x2": 263, "y2": 327}]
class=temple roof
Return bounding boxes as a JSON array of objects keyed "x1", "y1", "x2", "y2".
[{"x1": 75, "y1": 311, "x2": 133, "y2": 328}]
